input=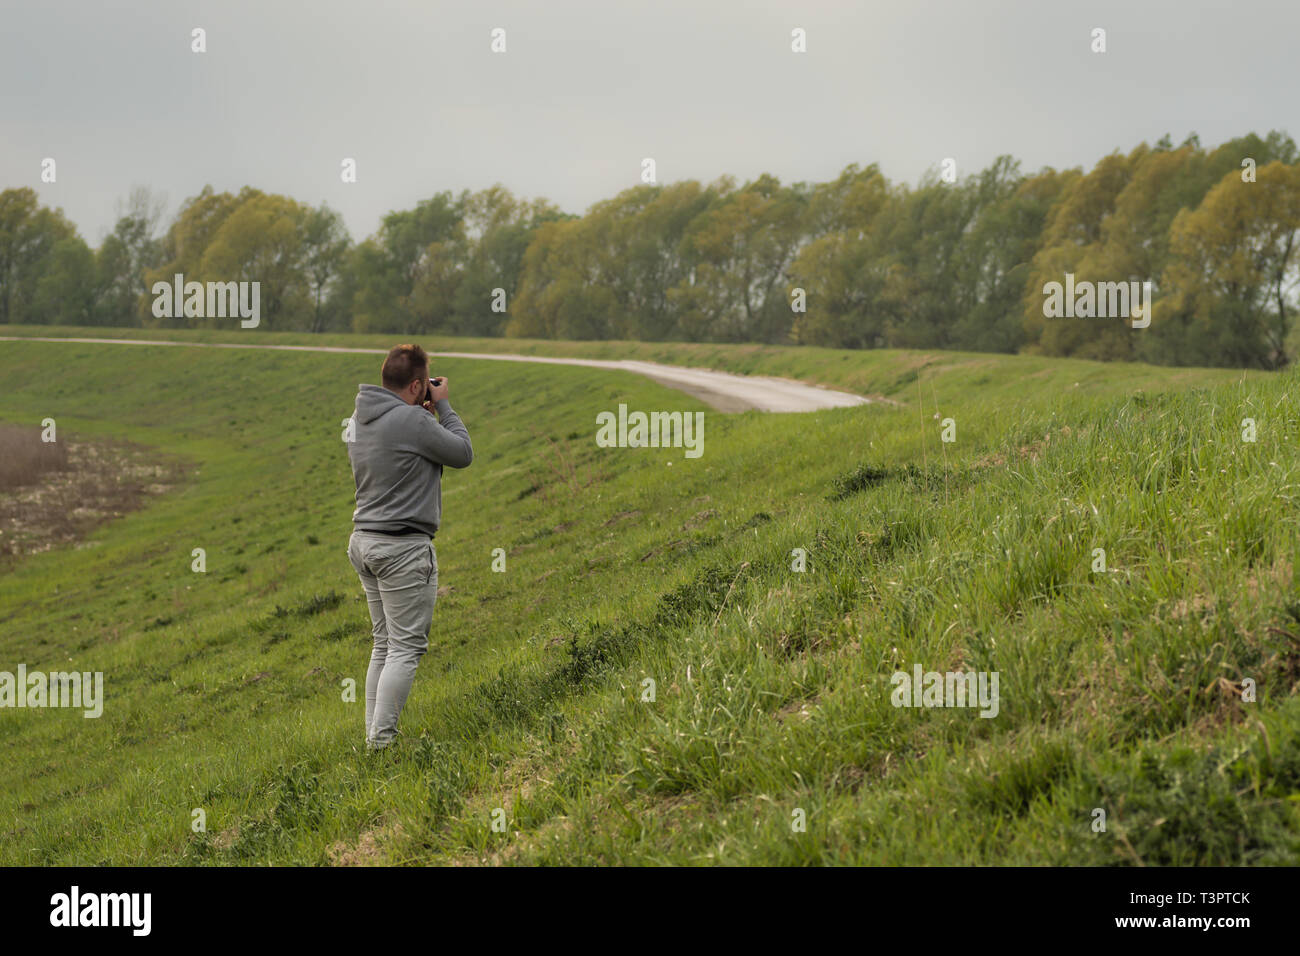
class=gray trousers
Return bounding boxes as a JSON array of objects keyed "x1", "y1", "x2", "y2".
[{"x1": 347, "y1": 530, "x2": 437, "y2": 748}]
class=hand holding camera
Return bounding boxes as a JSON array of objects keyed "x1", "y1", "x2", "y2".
[{"x1": 422, "y1": 376, "x2": 448, "y2": 412}]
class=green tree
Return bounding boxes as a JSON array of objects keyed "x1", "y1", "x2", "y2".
[
  {"x1": 33, "y1": 236, "x2": 96, "y2": 325},
  {"x1": 348, "y1": 192, "x2": 465, "y2": 332},
  {"x1": 950, "y1": 161, "x2": 1069, "y2": 352},
  {"x1": 446, "y1": 186, "x2": 563, "y2": 336},
  {"x1": 0, "y1": 189, "x2": 78, "y2": 324},
  {"x1": 1024, "y1": 151, "x2": 1136, "y2": 359},
  {"x1": 668, "y1": 174, "x2": 807, "y2": 343},
  {"x1": 1159, "y1": 162, "x2": 1300, "y2": 368},
  {"x1": 145, "y1": 186, "x2": 251, "y2": 325},
  {"x1": 199, "y1": 193, "x2": 312, "y2": 330},
  {"x1": 508, "y1": 217, "x2": 616, "y2": 340},
  {"x1": 95, "y1": 187, "x2": 166, "y2": 326},
  {"x1": 300, "y1": 204, "x2": 351, "y2": 332},
  {"x1": 788, "y1": 166, "x2": 892, "y2": 348}
]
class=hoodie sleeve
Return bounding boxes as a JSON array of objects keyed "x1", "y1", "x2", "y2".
[{"x1": 414, "y1": 399, "x2": 473, "y2": 468}]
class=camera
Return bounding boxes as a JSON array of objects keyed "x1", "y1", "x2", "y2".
[{"x1": 423, "y1": 377, "x2": 444, "y2": 404}]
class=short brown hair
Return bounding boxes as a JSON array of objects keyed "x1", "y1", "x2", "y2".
[{"x1": 381, "y1": 344, "x2": 429, "y2": 390}]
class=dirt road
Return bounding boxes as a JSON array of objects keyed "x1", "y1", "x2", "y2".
[{"x1": 0, "y1": 335, "x2": 870, "y2": 413}]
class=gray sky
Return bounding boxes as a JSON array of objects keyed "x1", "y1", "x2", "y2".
[{"x1": 2, "y1": 0, "x2": 1295, "y2": 244}]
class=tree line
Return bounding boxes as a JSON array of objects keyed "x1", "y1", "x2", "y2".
[{"x1": 1, "y1": 130, "x2": 1296, "y2": 368}]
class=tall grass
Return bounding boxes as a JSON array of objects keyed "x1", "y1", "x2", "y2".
[{"x1": 0, "y1": 423, "x2": 67, "y2": 489}]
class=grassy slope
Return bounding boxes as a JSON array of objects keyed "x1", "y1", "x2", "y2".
[{"x1": 0, "y1": 331, "x2": 1297, "y2": 865}]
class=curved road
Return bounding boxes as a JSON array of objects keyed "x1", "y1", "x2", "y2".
[{"x1": 0, "y1": 335, "x2": 869, "y2": 413}]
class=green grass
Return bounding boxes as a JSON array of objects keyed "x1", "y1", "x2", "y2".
[{"x1": 1, "y1": 328, "x2": 1298, "y2": 865}]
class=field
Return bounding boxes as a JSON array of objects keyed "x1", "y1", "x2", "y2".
[{"x1": 1, "y1": 326, "x2": 1298, "y2": 865}]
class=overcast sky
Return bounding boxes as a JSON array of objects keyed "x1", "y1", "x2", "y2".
[{"x1": 2, "y1": 0, "x2": 1295, "y2": 244}]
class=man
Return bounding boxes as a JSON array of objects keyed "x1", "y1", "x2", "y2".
[{"x1": 346, "y1": 344, "x2": 473, "y2": 751}]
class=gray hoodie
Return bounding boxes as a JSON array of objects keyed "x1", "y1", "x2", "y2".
[{"x1": 348, "y1": 384, "x2": 473, "y2": 537}]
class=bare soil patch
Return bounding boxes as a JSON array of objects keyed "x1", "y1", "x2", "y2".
[{"x1": 0, "y1": 425, "x2": 186, "y2": 563}]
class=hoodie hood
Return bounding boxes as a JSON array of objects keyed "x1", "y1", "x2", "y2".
[{"x1": 354, "y1": 384, "x2": 407, "y2": 425}]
